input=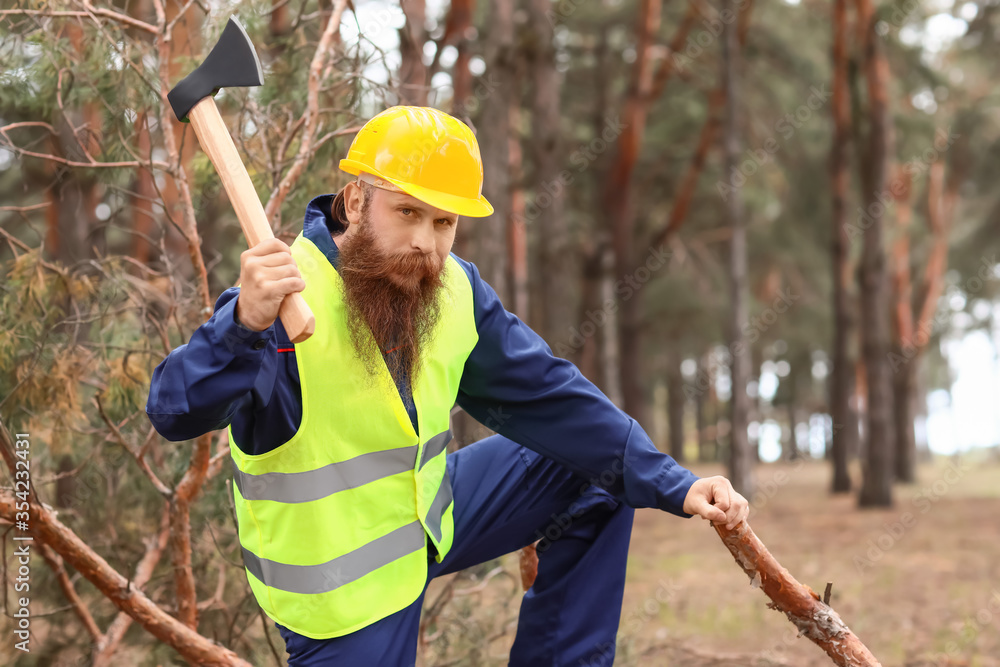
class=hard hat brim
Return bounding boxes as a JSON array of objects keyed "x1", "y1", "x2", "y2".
[{"x1": 340, "y1": 159, "x2": 494, "y2": 218}]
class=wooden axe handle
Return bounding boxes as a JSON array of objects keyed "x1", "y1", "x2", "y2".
[{"x1": 187, "y1": 97, "x2": 315, "y2": 343}]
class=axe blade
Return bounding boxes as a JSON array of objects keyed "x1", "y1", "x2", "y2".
[{"x1": 167, "y1": 17, "x2": 263, "y2": 122}]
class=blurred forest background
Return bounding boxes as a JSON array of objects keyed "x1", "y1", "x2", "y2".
[{"x1": 1, "y1": 0, "x2": 999, "y2": 665}]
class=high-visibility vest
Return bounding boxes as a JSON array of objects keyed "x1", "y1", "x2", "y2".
[{"x1": 228, "y1": 233, "x2": 479, "y2": 639}]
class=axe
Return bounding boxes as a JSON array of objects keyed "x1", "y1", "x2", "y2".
[{"x1": 167, "y1": 17, "x2": 314, "y2": 343}]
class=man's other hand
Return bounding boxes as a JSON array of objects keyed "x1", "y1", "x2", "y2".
[
  {"x1": 235, "y1": 238, "x2": 306, "y2": 332},
  {"x1": 682, "y1": 476, "x2": 750, "y2": 529}
]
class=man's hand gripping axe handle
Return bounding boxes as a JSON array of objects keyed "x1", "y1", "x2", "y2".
[{"x1": 167, "y1": 17, "x2": 315, "y2": 343}]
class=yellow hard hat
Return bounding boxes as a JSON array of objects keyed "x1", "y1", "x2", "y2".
[{"x1": 339, "y1": 106, "x2": 494, "y2": 218}]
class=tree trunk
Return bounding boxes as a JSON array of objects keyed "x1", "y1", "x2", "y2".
[
  {"x1": 398, "y1": 0, "x2": 428, "y2": 105},
  {"x1": 696, "y1": 352, "x2": 712, "y2": 462},
  {"x1": 667, "y1": 354, "x2": 686, "y2": 462},
  {"x1": 527, "y1": 0, "x2": 571, "y2": 346},
  {"x1": 47, "y1": 171, "x2": 100, "y2": 264},
  {"x1": 449, "y1": 0, "x2": 474, "y2": 119},
  {"x1": 750, "y1": 345, "x2": 763, "y2": 462},
  {"x1": 576, "y1": 243, "x2": 606, "y2": 384},
  {"x1": 270, "y1": 0, "x2": 292, "y2": 41},
  {"x1": 856, "y1": 0, "x2": 895, "y2": 508},
  {"x1": 507, "y1": 94, "x2": 529, "y2": 320},
  {"x1": 914, "y1": 361, "x2": 933, "y2": 463},
  {"x1": 722, "y1": 0, "x2": 754, "y2": 496},
  {"x1": 892, "y1": 361, "x2": 917, "y2": 483},
  {"x1": 46, "y1": 21, "x2": 103, "y2": 264},
  {"x1": 572, "y1": 25, "x2": 611, "y2": 386},
  {"x1": 477, "y1": 0, "x2": 514, "y2": 300},
  {"x1": 788, "y1": 402, "x2": 803, "y2": 460},
  {"x1": 129, "y1": 112, "x2": 158, "y2": 265},
  {"x1": 889, "y1": 168, "x2": 917, "y2": 483},
  {"x1": 829, "y1": 0, "x2": 856, "y2": 493},
  {"x1": 601, "y1": 261, "x2": 624, "y2": 407}
]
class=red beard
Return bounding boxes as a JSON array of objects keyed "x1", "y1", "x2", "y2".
[{"x1": 337, "y1": 207, "x2": 445, "y2": 388}]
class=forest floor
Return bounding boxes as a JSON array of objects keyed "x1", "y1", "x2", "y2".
[
  {"x1": 421, "y1": 449, "x2": 1000, "y2": 667},
  {"x1": 615, "y1": 452, "x2": 1000, "y2": 667}
]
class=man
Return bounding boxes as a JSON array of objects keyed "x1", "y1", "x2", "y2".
[{"x1": 146, "y1": 105, "x2": 749, "y2": 666}]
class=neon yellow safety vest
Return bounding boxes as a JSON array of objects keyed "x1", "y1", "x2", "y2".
[{"x1": 228, "y1": 233, "x2": 479, "y2": 639}]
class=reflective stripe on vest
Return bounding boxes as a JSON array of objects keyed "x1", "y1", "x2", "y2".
[
  {"x1": 418, "y1": 429, "x2": 451, "y2": 470},
  {"x1": 232, "y1": 429, "x2": 451, "y2": 503},
  {"x1": 425, "y1": 473, "x2": 454, "y2": 543},
  {"x1": 241, "y1": 521, "x2": 426, "y2": 595}
]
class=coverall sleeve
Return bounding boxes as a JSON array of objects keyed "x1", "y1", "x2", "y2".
[
  {"x1": 145, "y1": 287, "x2": 279, "y2": 442},
  {"x1": 454, "y1": 259, "x2": 700, "y2": 517}
]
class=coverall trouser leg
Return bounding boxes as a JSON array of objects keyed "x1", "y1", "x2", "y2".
[{"x1": 276, "y1": 433, "x2": 636, "y2": 666}]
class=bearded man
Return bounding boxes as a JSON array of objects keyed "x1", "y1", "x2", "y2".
[{"x1": 146, "y1": 106, "x2": 749, "y2": 667}]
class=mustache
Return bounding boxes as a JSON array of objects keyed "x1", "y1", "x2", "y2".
[{"x1": 338, "y1": 246, "x2": 442, "y2": 288}]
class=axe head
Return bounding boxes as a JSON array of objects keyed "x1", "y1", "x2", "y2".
[{"x1": 167, "y1": 17, "x2": 263, "y2": 122}]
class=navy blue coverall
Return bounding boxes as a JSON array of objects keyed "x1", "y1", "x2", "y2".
[{"x1": 145, "y1": 193, "x2": 701, "y2": 666}]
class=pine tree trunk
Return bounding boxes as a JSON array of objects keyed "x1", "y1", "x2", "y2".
[
  {"x1": 696, "y1": 353, "x2": 712, "y2": 462},
  {"x1": 608, "y1": 0, "x2": 661, "y2": 423},
  {"x1": 829, "y1": 0, "x2": 856, "y2": 493},
  {"x1": 398, "y1": 0, "x2": 428, "y2": 105},
  {"x1": 856, "y1": 0, "x2": 895, "y2": 508},
  {"x1": 789, "y1": 402, "x2": 802, "y2": 460},
  {"x1": 892, "y1": 357, "x2": 917, "y2": 482},
  {"x1": 576, "y1": 244, "x2": 605, "y2": 384},
  {"x1": 450, "y1": 0, "x2": 474, "y2": 119},
  {"x1": 46, "y1": 21, "x2": 104, "y2": 264},
  {"x1": 527, "y1": 0, "x2": 571, "y2": 346},
  {"x1": 722, "y1": 0, "x2": 754, "y2": 495},
  {"x1": 750, "y1": 344, "x2": 763, "y2": 462},
  {"x1": 507, "y1": 95, "x2": 529, "y2": 320},
  {"x1": 601, "y1": 267, "x2": 624, "y2": 406},
  {"x1": 270, "y1": 0, "x2": 291, "y2": 41},
  {"x1": 667, "y1": 356, "x2": 686, "y2": 463},
  {"x1": 889, "y1": 168, "x2": 917, "y2": 484},
  {"x1": 129, "y1": 112, "x2": 158, "y2": 265},
  {"x1": 478, "y1": 0, "x2": 514, "y2": 300}
]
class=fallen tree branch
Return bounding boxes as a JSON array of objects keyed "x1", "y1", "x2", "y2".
[
  {"x1": 0, "y1": 491, "x2": 250, "y2": 666},
  {"x1": 714, "y1": 521, "x2": 881, "y2": 667}
]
